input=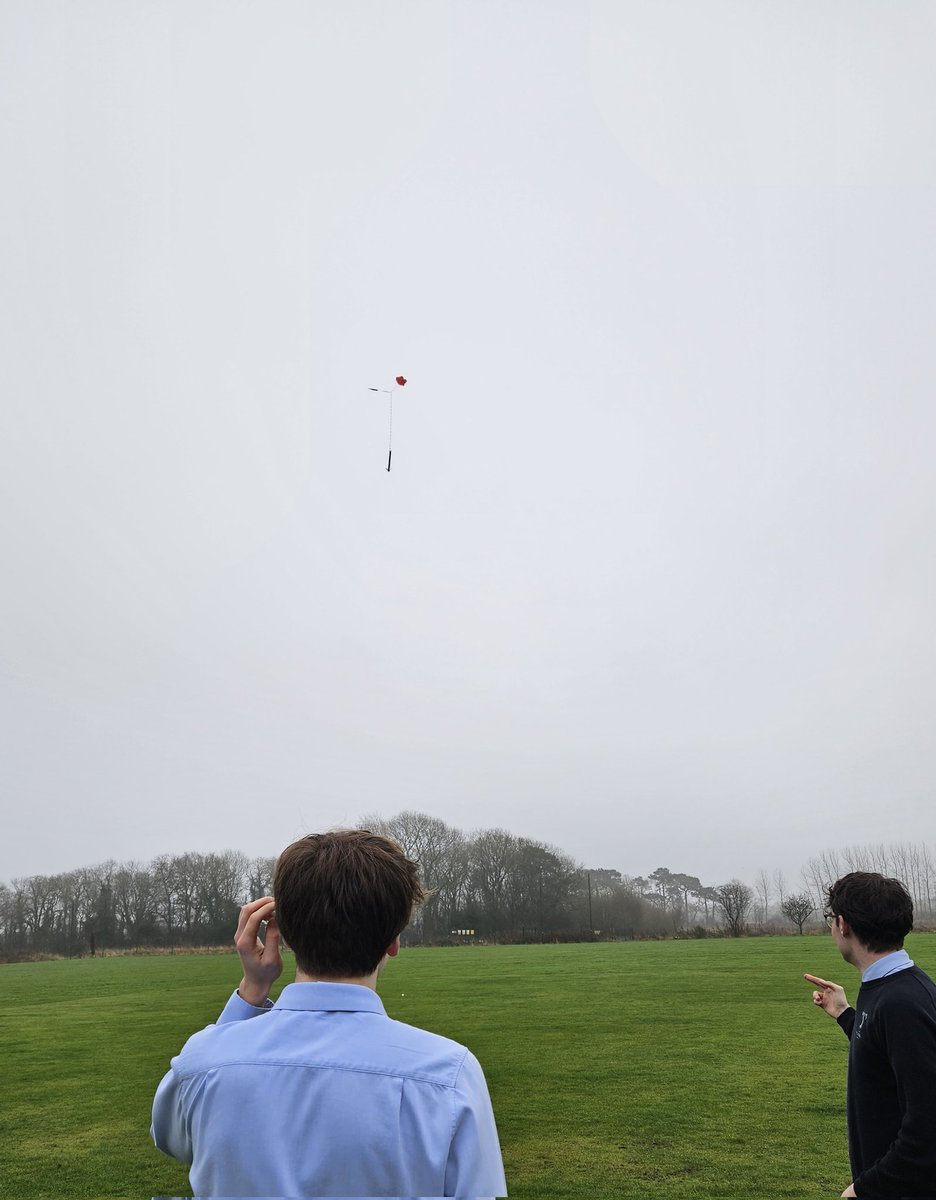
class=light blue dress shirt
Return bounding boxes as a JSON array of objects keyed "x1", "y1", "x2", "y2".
[
  {"x1": 860, "y1": 948, "x2": 914, "y2": 982},
  {"x1": 151, "y1": 982, "x2": 506, "y2": 1199}
]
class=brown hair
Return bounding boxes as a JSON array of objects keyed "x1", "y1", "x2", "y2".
[
  {"x1": 273, "y1": 830, "x2": 427, "y2": 977},
  {"x1": 827, "y1": 871, "x2": 913, "y2": 953}
]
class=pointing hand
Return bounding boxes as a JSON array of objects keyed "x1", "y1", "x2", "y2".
[{"x1": 804, "y1": 973, "x2": 849, "y2": 1019}]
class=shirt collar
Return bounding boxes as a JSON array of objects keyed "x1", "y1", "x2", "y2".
[
  {"x1": 273, "y1": 981, "x2": 388, "y2": 1014},
  {"x1": 861, "y1": 949, "x2": 914, "y2": 982}
]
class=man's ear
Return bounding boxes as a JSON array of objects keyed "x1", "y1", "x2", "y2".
[{"x1": 386, "y1": 935, "x2": 401, "y2": 958}]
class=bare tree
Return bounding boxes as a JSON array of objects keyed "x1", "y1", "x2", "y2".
[
  {"x1": 466, "y1": 828, "x2": 518, "y2": 940},
  {"x1": 802, "y1": 842, "x2": 936, "y2": 920},
  {"x1": 197, "y1": 851, "x2": 249, "y2": 940},
  {"x1": 248, "y1": 856, "x2": 277, "y2": 900},
  {"x1": 171, "y1": 852, "x2": 202, "y2": 938},
  {"x1": 754, "y1": 868, "x2": 772, "y2": 926},
  {"x1": 360, "y1": 811, "x2": 466, "y2": 939},
  {"x1": 920, "y1": 844, "x2": 935, "y2": 917},
  {"x1": 714, "y1": 880, "x2": 754, "y2": 937},
  {"x1": 506, "y1": 840, "x2": 579, "y2": 935},
  {"x1": 3, "y1": 878, "x2": 28, "y2": 951},
  {"x1": 113, "y1": 862, "x2": 157, "y2": 944},
  {"x1": 780, "y1": 893, "x2": 814, "y2": 934},
  {"x1": 16, "y1": 874, "x2": 59, "y2": 944},
  {"x1": 801, "y1": 855, "x2": 837, "y2": 910},
  {"x1": 152, "y1": 854, "x2": 178, "y2": 944}
]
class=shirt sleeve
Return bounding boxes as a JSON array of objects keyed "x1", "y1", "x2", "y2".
[
  {"x1": 852, "y1": 997, "x2": 936, "y2": 1196},
  {"x1": 217, "y1": 989, "x2": 274, "y2": 1023},
  {"x1": 444, "y1": 1049, "x2": 507, "y2": 1198},
  {"x1": 151, "y1": 993, "x2": 269, "y2": 1162},
  {"x1": 151, "y1": 1062, "x2": 193, "y2": 1164},
  {"x1": 838, "y1": 1007, "x2": 856, "y2": 1039}
]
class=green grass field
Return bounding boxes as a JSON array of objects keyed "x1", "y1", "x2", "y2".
[{"x1": 2, "y1": 933, "x2": 933, "y2": 1199}]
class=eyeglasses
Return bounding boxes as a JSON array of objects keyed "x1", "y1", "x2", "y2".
[{"x1": 824, "y1": 911, "x2": 837, "y2": 928}]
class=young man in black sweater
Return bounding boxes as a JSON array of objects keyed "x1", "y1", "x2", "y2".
[{"x1": 805, "y1": 871, "x2": 936, "y2": 1197}]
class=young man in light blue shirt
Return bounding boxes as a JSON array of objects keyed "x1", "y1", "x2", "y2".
[{"x1": 152, "y1": 830, "x2": 507, "y2": 1198}]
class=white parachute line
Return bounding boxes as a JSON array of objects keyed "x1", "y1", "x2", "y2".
[{"x1": 367, "y1": 386, "x2": 394, "y2": 472}]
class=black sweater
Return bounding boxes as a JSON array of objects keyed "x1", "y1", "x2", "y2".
[{"x1": 837, "y1": 966, "x2": 936, "y2": 1196}]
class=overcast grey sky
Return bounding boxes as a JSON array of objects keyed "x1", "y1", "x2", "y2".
[{"x1": 3, "y1": 1, "x2": 935, "y2": 890}]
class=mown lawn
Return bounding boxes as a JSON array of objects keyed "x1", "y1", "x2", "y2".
[{"x1": 2, "y1": 933, "x2": 933, "y2": 1198}]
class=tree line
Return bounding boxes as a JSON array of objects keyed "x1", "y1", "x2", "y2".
[{"x1": 2, "y1": 815, "x2": 933, "y2": 960}]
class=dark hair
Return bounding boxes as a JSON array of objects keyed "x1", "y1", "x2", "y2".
[
  {"x1": 273, "y1": 830, "x2": 427, "y2": 977},
  {"x1": 827, "y1": 872, "x2": 913, "y2": 953}
]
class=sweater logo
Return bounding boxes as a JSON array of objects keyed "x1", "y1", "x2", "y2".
[{"x1": 855, "y1": 1010, "x2": 869, "y2": 1040}]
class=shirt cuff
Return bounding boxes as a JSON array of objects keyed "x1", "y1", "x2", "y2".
[{"x1": 217, "y1": 989, "x2": 275, "y2": 1024}]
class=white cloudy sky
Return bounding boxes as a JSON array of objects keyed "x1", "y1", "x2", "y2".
[{"x1": 2, "y1": 1, "x2": 935, "y2": 890}]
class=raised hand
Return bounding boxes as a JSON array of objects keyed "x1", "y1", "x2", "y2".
[
  {"x1": 804, "y1": 973, "x2": 849, "y2": 1019},
  {"x1": 234, "y1": 896, "x2": 283, "y2": 1007}
]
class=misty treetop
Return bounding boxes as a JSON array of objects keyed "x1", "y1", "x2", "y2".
[{"x1": 2, "y1": 815, "x2": 934, "y2": 959}]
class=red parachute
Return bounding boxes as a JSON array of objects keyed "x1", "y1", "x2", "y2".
[{"x1": 395, "y1": 375, "x2": 407, "y2": 387}]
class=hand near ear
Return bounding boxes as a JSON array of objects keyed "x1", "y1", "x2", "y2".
[{"x1": 235, "y1": 896, "x2": 283, "y2": 1007}]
